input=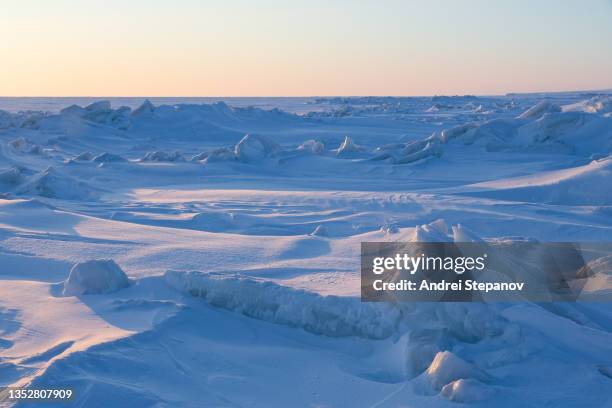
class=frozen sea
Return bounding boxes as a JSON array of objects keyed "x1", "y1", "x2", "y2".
[{"x1": 0, "y1": 93, "x2": 611, "y2": 407}]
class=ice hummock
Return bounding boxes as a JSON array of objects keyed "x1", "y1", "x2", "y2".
[
  {"x1": 63, "y1": 259, "x2": 130, "y2": 296},
  {"x1": 234, "y1": 134, "x2": 281, "y2": 162},
  {"x1": 425, "y1": 351, "x2": 490, "y2": 390},
  {"x1": 164, "y1": 270, "x2": 400, "y2": 339}
]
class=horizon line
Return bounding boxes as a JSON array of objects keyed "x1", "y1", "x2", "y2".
[{"x1": 1, "y1": 87, "x2": 611, "y2": 99}]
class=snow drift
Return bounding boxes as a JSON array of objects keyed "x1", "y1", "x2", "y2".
[
  {"x1": 63, "y1": 259, "x2": 130, "y2": 296},
  {"x1": 164, "y1": 270, "x2": 400, "y2": 339}
]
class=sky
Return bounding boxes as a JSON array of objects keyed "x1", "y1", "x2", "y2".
[{"x1": 1, "y1": 0, "x2": 611, "y2": 97}]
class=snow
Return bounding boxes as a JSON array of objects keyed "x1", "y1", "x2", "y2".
[
  {"x1": 336, "y1": 136, "x2": 367, "y2": 157},
  {"x1": 164, "y1": 270, "x2": 399, "y2": 339},
  {"x1": 1, "y1": 93, "x2": 612, "y2": 407},
  {"x1": 140, "y1": 150, "x2": 185, "y2": 162},
  {"x1": 234, "y1": 133, "x2": 281, "y2": 162},
  {"x1": 63, "y1": 259, "x2": 130, "y2": 296},
  {"x1": 425, "y1": 351, "x2": 490, "y2": 390},
  {"x1": 440, "y1": 378, "x2": 494, "y2": 402},
  {"x1": 517, "y1": 100, "x2": 561, "y2": 119}
]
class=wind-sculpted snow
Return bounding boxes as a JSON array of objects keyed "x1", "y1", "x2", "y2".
[
  {"x1": 15, "y1": 167, "x2": 101, "y2": 200},
  {"x1": 1, "y1": 93, "x2": 612, "y2": 407},
  {"x1": 164, "y1": 270, "x2": 401, "y2": 339},
  {"x1": 463, "y1": 157, "x2": 612, "y2": 205},
  {"x1": 63, "y1": 259, "x2": 130, "y2": 296}
]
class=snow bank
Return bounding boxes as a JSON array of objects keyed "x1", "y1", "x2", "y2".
[
  {"x1": 164, "y1": 271, "x2": 400, "y2": 339},
  {"x1": 439, "y1": 123, "x2": 479, "y2": 143},
  {"x1": 465, "y1": 157, "x2": 612, "y2": 205},
  {"x1": 63, "y1": 259, "x2": 130, "y2": 296},
  {"x1": 336, "y1": 136, "x2": 367, "y2": 157},
  {"x1": 234, "y1": 134, "x2": 281, "y2": 163},
  {"x1": 17, "y1": 166, "x2": 100, "y2": 200},
  {"x1": 396, "y1": 141, "x2": 442, "y2": 164},
  {"x1": 425, "y1": 351, "x2": 489, "y2": 390},
  {"x1": 192, "y1": 134, "x2": 282, "y2": 164},
  {"x1": 370, "y1": 138, "x2": 442, "y2": 164},
  {"x1": 297, "y1": 139, "x2": 325, "y2": 155},
  {"x1": 440, "y1": 378, "x2": 493, "y2": 402},
  {"x1": 414, "y1": 219, "x2": 452, "y2": 242}
]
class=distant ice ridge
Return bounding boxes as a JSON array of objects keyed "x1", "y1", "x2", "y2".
[
  {"x1": 430, "y1": 98, "x2": 612, "y2": 156},
  {"x1": 354, "y1": 97, "x2": 611, "y2": 163},
  {"x1": 60, "y1": 100, "x2": 133, "y2": 129}
]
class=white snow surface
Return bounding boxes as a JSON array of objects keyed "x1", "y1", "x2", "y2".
[
  {"x1": 1, "y1": 93, "x2": 612, "y2": 407},
  {"x1": 63, "y1": 259, "x2": 130, "y2": 296}
]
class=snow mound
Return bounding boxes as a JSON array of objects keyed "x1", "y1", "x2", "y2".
[
  {"x1": 297, "y1": 139, "x2": 325, "y2": 155},
  {"x1": 414, "y1": 219, "x2": 452, "y2": 242},
  {"x1": 439, "y1": 123, "x2": 479, "y2": 143},
  {"x1": 192, "y1": 148, "x2": 236, "y2": 163},
  {"x1": 397, "y1": 141, "x2": 442, "y2": 164},
  {"x1": 63, "y1": 259, "x2": 130, "y2": 296},
  {"x1": 440, "y1": 378, "x2": 494, "y2": 402},
  {"x1": 92, "y1": 152, "x2": 128, "y2": 163},
  {"x1": 18, "y1": 167, "x2": 100, "y2": 200},
  {"x1": 164, "y1": 271, "x2": 400, "y2": 339},
  {"x1": 140, "y1": 151, "x2": 185, "y2": 162},
  {"x1": 234, "y1": 134, "x2": 281, "y2": 163},
  {"x1": 426, "y1": 351, "x2": 489, "y2": 390},
  {"x1": 336, "y1": 136, "x2": 367, "y2": 157},
  {"x1": 370, "y1": 138, "x2": 442, "y2": 164},
  {"x1": 518, "y1": 100, "x2": 561, "y2": 120}
]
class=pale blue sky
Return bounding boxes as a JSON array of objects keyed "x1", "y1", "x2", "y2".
[{"x1": 1, "y1": 0, "x2": 611, "y2": 96}]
